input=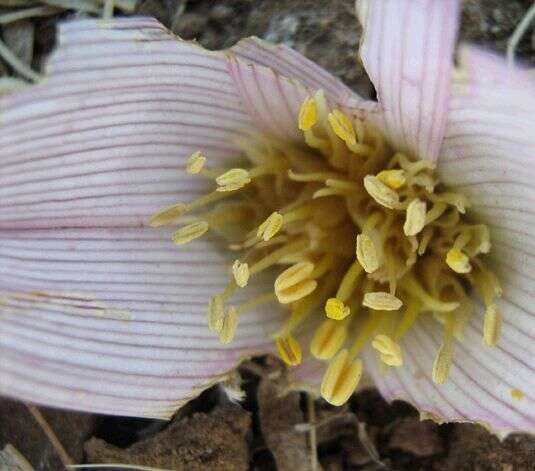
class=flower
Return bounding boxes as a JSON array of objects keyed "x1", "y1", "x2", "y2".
[{"x1": 0, "y1": 1, "x2": 533, "y2": 434}]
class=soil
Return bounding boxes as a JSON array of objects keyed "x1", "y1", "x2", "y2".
[{"x1": 0, "y1": 1, "x2": 534, "y2": 470}]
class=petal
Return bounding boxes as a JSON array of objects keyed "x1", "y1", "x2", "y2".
[
  {"x1": 0, "y1": 17, "x2": 320, "y2": 417},
  {"x1": 357, "y1": 0, "x2": 460, "y2": 161},
  {"x1": 365, "y1": 47, "x2": 535, "y2": 434},
  {"x1": 0, "y1": 229, "x2": 283, "y2": 418},
  {"x1": 230, "y1": 36, "x2": 376, "y2": 113},
  {"x1": 363, "y1": 308, "x2": 535, "y2": 434}
]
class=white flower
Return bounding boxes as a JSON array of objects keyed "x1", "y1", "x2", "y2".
[{"x1": 0, "y1": 2, "x2": 533, "y2": 435}]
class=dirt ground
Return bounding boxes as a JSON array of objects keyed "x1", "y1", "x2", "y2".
[{"x1": 0, "y1": 0, "x2": 534, "y2": 470}]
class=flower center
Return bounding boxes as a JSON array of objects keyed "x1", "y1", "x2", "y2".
[{"x1": 151, "y1": 90, "x2": 501, "y2": 406}]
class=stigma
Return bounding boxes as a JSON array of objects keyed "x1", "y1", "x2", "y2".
[{"x1": 151, "y1": 90, "x2": 500, "y2": 406}]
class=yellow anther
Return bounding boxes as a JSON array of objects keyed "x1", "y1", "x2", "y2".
[
  {"x1": 298, "y1": 96, "x2": 318, "y2": 131},
  {"x1": 215, "y1": 168, "x2": 251, "y2": 192},
  {"x1": 363, "y1": 175, "x2": 400, "y2": 209},
  {"x1": 325, "y1": 297, "x2": 351, "y2": 320},
  {"x1": 172, "y1": 221, "x2": 209, "y2": 244},
  {"x1": 446, "y1": 249, "x2": 472, "y2": 274},
  {"x1": 274, "y1": 262, "x2": 317, "y2": 304},
  {"x1": 356, "y1": 233, "x2": 379, "y2": 273},
  {"x1": 483, "y1": 304, "x2": 502, "y2": 346},
  {"x1": 321, "y1": 349, "x2": 363, "y2": 406},
  {"x1": 328, "y1": 109, "x2": 356, "y2": 146},
  {"x1": 149, "y1": 203, "x2": 187, "y2": 227},
  {"x1": 362, "y1": 292, "x2": 403, "y2": 311},
  {"x1": 311, "y1": 319, "x2": 348, "y2": 360},
  {"x1": 432, "y1": 341, "x2": 453, "y2": 384},
  {"x1": 511, "y1": 389, "x2": 524, "y2": 400},
  {"x1": 257, "y1": 211, "x2": 284, "y2": 241},
  {"x1": 403, "y1": 198, "x2": 426, "y2": 236},
  {"x1": 371, "y1": 334, "x2": 403, "y2": 367},
  {"x1": 276, "y1": 335, "x2": 302, "y2": 366},
  {"x1": 219, "y1": 306, "x2": 239, "y2": 344},
  {"x1": 232, "y1": 260, "x2": 249, "y2": 288},
  {"x1": 186, "y1": 150, "x2": 206, "y2": 174},
  {"x1": 208, "y1": 295, "x2": 225, "y2": 332},
  {"x1": 376, "y1": 169, "x2": 406, "y2": 189}
]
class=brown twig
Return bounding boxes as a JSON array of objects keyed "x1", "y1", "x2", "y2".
[{"x1": 26, "y1": 404, "x2": 74, "y2": 468}]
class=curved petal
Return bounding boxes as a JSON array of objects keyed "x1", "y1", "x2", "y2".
[
  {"x1": 363, "y1": 306, "x2": 535, "y2": 434},
  {"x1": 357, "y1": 0, "x2": 460, "y2": 161},
  {"x1": 230, "y1": 36, "x2": 377, "y2": 113},
  {"x1": 0, "y1": 17, "x2": 327, "y2": 417},
  {"x1": 364, "y1": 48, "x2": 535, "y2": 434}
]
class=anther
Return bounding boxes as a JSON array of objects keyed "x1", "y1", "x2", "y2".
[
  {"x1": 298, "y1": 96, "x2": 318, "y2": 131},
  {"x1": 276, "y1": 335, "x2": 302, "y2": 366},
  {"x1": 404, "y1": 198, "x2": 426, "y2": 236},
  {"x1": 356, "y1": 233, "x2": 379, "y2": 273},
  {"x1": 325, "y1": 298, "x2": 351, "y2": 320},
  {"x1": 232, "y1": 260, "x2": 250, "y2": 288},
  {"x1": 219, "y1": 306, "x2": 239, "y2": 344},
  {"x1": 328, "y1": 109, "x2": 356, "y2": 146},
  {"x1": 257, "y1": 211, "x2": 284, "y2": 241},
  {"x1": 149, "y1": 203, "x2": 187, "y2": 227},
  {"x1": 363, "y1": 175, "x2": 400, "y2": 209},
  {"x1": 186, "y1": 150, "x2": 206, "y2": 174},
  {"x1": 208, "y1": 295, "x2": 225, "y2": 332},
  {"x1": 362, "y1": 292, "x2": 403, "y2": 311},
  {"x1": 371, "y1": 334, "x2": 403, "y2": 366},
  {"x1": 216, "y1": 168, "x2": 251, "y2": 192},
  {"x1": 511, "y1": 389, "x2": 524, "y2": 400},
  {"x1": 274, "y1": 262, "x2": 317, "y2": 304},
  {"x1": 432, "y1": 340, "x2": 453, "y2": 384},
  {"x1": 446, "y1": 249, "x2": 472, "y2": 274},
  {"x1": 376, "y1": 169, "x2": 406, "y2": 189},
  {"x1": 483, "y1": 304, "x2": 502, "y2": 346},
  {"x1": 321, "y1": 349, "x2": 363, "y2": 406},
  {"x1": 311, "y1": 319, "x2": 348, "y2": 360},
  {"x1": 172, "y1": 221, "x2": 209, "y2": 244}
]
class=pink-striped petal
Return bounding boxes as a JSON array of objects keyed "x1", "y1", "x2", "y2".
[
  {"x1": 357, "y1": 0, "x2": 460, "y2": 161},
  {"x1": 230, "y1": 36, "x2": 377, "y2": 113},
  {"x1": 365, "y1": 47, "x2": 535, "y2": 434},
  {"x1": 0, "y1": 17, "x2": 330, "y2": 417},
  {"x1": 363, "y1": 306, "x2": 535, "y2": 434}
]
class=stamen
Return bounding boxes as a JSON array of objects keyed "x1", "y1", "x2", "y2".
[
  {"x1": 149, "y1": 203, "x2": 187, "y2": 227},
  {"x1": 311, "y1": 319, "x2": 348, "y2": 359},
  {"x1": 356, "y1": 233, "x2": 379, "y2": 273},
  {"x1": 186, "y1": 150, "x2": 206, "y2": 174},
  {"x1": 172, "y1": 221, "x2": 209, "y2": 244},
  {"x1": 327, "y1": 109, "x2": 356, "y2": 146},
  {"x1": 257, "y1": 212, "x2": 284, "y2": 241},
  {"x1": 208, "y1": 295, "x2": 225, "y2": 332},
  {"x1": 363, "y1": 175, "x2": 400, "y2": 209},
  {"x1": 376, "y1": 169, "x2": 406, "y2": 189},
  {"x1": 298, "y1": 96, "x2": 318, "y2": 131},
  {"x1": 403, "y1": 199, "x2": 426, "y2": 236},
  {"x1": 325, "y1": 297, "x2": 351, "y2": 320},
  {"x1": 371, "y1": 334, "x2": 403, "y2": 367},
  {"x1": 216, "y1": 168, "x2": 251, "y2": 192},
  {"x1": 320, "y1": 349, "x2": 363, "y2": 406},
  {"x1": 274, "y1": 262, "x2": 317, "y2": 304},
  {"x1": 219, "y1": 307, "x2": 239, "y2": 344},
  {"x1": 432, "y1": 339, "x2": 453, "y2": 384},
  {"x1": 232, "y1": 260, "x2": 249, "y2": 288},
  {"x1": 446, "y1": 249, "x2": 472, "y2": 274},
  {"x1": 363, "y1": 292, "x2": 403, "y2": 311},
  {"x1": 483, "y1": 304, "x2": 502, "y2": 346},
  {"x1": 511, "y1": 389, "x2": 524, "y2": 400},
  {"x1": 433, "y1": 315, "x2": 455, "y2": 384},
  {"x1": 276, "y1": 335, "x2": 302, "y2": 366}
]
